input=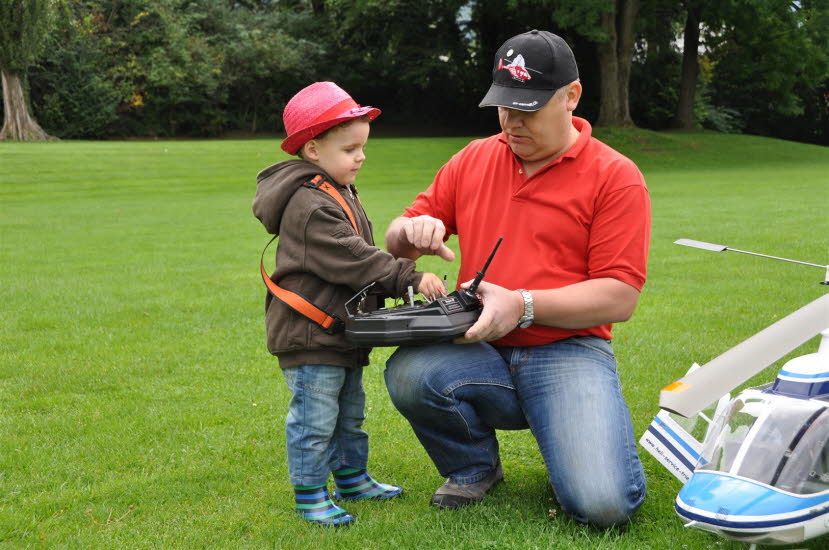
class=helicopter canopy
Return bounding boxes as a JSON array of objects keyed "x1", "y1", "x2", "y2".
[{"x1": 699, "y1": 391, "x2": 829, "y2": 495}]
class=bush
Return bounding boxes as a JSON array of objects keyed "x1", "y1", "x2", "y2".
[{"x1": 30, "y1": 34, "x2": 120, "y2": 138}]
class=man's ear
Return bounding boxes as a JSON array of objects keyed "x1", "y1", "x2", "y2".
[
  {"x1": 303, "y1": 140, "x2": 320, "y2": 161},
  {"x1": 565, "y1": 81, "x2": 582, "y2": 112}
]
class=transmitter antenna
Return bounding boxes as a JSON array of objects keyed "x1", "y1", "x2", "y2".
[{"x1": 467, "y1": 237, "x2": 503, "y2": 295}]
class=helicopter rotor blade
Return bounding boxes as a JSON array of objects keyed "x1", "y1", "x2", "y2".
[
  {"x1": 674, "y1": 239, "x2": 728, "y2": 252},
  {"x1": 675, "y1": 238, "x2": 828, "y2": 269},
  {"x1": 660, "y1": 294, "x2": 829, "y2": 417}
]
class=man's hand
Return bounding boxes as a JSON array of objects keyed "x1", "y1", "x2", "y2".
[
  {"x1": 454, "y1": 280, "x2": 524, "y2": 343},
  {"x1": 399, "y1": 216, "x2": 455, "y2": 261}
]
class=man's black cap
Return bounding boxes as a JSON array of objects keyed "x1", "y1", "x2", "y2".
[{"x1": 479, "y1": 30, "x2": 579, "y2": 112}]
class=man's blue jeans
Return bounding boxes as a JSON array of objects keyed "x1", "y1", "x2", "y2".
[
  {"x1": 384, "y1": 335, "x2": 646, "y2": 527},
  {"x1": 283, "y1": 365, "x2": 368, "y2": 486}
]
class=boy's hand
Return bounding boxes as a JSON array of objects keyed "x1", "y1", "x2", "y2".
[{"x1": 417, "y1": 273, "x2": 446, "y2": 302}]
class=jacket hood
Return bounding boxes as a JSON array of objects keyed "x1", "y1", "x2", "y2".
[{"x1": 252, "y1": 159, "x2": 331, "y2": 235}]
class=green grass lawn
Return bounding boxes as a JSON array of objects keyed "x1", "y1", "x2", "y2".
[{"x1": 1, "y1": 129, "x2": 827, "y2": 549}]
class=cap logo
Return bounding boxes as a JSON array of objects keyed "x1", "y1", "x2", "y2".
[
  {"x1": 512, "y1": 100, "x2": 538, "y2": 107},
  {"x1": 496, "y1": 53, "x2": 537, "y2": 82}
]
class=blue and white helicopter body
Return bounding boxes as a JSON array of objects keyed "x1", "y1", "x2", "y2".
[
  {"x1": 642, "y1": 239, "x2": 829, "y2": 547},
  {"x1": 676, "y1": 348, "x2": 829, "y2": 546}
]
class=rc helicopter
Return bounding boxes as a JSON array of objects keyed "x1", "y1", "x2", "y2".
[{"x1": 640, "y1": 238, "x2": 829, "y2": 549}]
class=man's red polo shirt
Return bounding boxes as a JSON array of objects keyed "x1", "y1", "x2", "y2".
[{"x1": 403, "y1": 117, "x2": 651, "y2": 346}]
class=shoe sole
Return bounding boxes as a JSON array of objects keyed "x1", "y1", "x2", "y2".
[{"x1": 296, "y1": 510, "x2": 356, "y2": 527}]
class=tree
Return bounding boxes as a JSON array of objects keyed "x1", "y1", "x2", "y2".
[
  {"x1": 554, "y1": 0, "x2": 641, "y2": 127},
  {"x1": 322, "y1": 0, "x2": 475, "y2": 129},
  {"x1": 629, "y1": 0, "x2": 683, "y2": 129},
  {"x1": 213, "y1": 3, "x2": 325, "y2": 133},
  {"x1": 27, "y1": 1, "x2": 121, "y2": 138},
  {"x1": 0, "y1": 0, "x2": 55, "y2": 140},
  {"x1": 85, "y1": 0, "x2": 224, "y2": 136},
  {"x1": 707, "y1": 0, "x2": 829, "y2": 141},
  {"x1": 671, "y1": 0, "x2": 704, "y2": 129},
  {"x1": 668, "y1": 0, "x2": 732, "y2": 129}
]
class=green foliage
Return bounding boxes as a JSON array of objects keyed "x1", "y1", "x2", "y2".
[
  {"x1": 0, "y1": 0, "x2": 53, "y2": 72},
  {"x1": 28, "y1": 3, "x2": 120, "y2": 138},
  {"x1": 549, "y1": 0, "x2": 616, "y2": 43},
  {"x1": 629, "y1": 0, "x2": 683, "y2": 130},
  {"x1": 95, "y1": 0, "x2": 227, "y2": 136},
  {"x1": 13, "y1": 0, "x2": 829, "y2": 142},
  {"x1": 26, "y1": 0, "x2": 325, "y2": 137},
  {"x1": 323, "y1": 0, "x2": 477, "y2": 127},
  {"x1": 695, "y1": 96, "x2": 744, "y2": 133},
  {"x1": 630, "y1": 58, "x2": 679, "y2": 130},
  {"x1": 708, "y1": 0, "x2": 829, "y2": 138},
  {"x1": 209, "y1": 4, "x2": 325, "y2": 133},
  {"x1": 693, "y1": 58, "x2": 744, "y2": 133}
]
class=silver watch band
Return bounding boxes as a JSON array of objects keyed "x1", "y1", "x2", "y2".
[{"x1": 517, "y1": 289, "x2": 534, "y2": 328}]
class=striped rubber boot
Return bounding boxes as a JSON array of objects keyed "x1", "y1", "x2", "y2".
[
  {"x1": 333, "y1": 468, "x2": 403, "y2": 501},
  {"x1": 294, "y1": 484, "x2": 354, "y2": 526}
]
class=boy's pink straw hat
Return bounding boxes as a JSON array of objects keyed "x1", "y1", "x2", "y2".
[{"x1": 281, "y1": 82, "x2": 380, "y2": 155}]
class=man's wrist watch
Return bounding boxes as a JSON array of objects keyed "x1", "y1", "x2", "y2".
[{"x1": 516, "y1": 289, "x2": 534, "y2": 328}]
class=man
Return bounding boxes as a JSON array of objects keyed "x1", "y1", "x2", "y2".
[{"x1": 383, "y1": 30, "x2": 650, "y2": 528}]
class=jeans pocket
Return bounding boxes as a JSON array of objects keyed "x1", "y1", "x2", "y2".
[
  {"x1": 568, "y1": 335, "x2": 616, "y2": 362},
  {"x1": 282, "y1": 368, "x2": 297, "y2": 392},
  {"x1": 283, "y1": 365, "x2": 347, "y2": 396}
]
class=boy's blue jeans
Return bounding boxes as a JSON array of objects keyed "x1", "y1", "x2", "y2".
[
  {"x1": 283, "y1": 365, "x2": 368, "y2": 486},
  {"x1": 384, "y1": 335, "x2": 646, "y2": 527}
]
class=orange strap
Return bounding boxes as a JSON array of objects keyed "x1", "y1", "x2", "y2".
[
  {"x1": 304, "y1": 175, "x2": 359, "y2": 234},
  {"x1": 258, "y1": 175, "x2": 359, "y2": 332}
]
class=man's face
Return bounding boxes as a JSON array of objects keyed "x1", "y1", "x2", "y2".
[
  {"x1": 305, "y1": 120, "x2": 370, "y2": 186},
  {"x1": 498, "y1": 81, "x2": 581, "y2": 163}
]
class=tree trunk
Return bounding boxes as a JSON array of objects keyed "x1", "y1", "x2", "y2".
[
  {"x1": 596, "y1": 0, "x2": 639, "y2": 127},
  {"x1": 0, "y1": 69, "x2": 54, "y2": 141},
  {"x1": 672, "y1": 1, "x2": 703, "y2": 129},
  {"x1": 596, "y1": 12, "x2": 621, "y2": 127},
  {"x1": 251, "y1": 100, "x2": 258, "y2": 133},
  {"x1": 308, "y1": 0, "x2": 325, "y2": 15}
]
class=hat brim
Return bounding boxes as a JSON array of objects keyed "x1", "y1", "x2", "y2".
[
  {"x1": 478, "y1": 83, "x2": 554, "y2": 112},
  {"x1": 281, "y1": 106, "x2": 380, "y2": 155}
]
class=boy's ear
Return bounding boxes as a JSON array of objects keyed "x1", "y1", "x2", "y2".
[{"x1": 303, "y1": 140, "x2": 320, "y2": 161}]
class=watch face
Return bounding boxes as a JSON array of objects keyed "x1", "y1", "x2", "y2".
[{"x1": 518, "y1": 319, "x2": 532, "y2": 328}]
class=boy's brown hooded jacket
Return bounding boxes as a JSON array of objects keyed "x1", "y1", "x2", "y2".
[{"x1": 252, "y1": 160, "x2": 423, "y2": 368}]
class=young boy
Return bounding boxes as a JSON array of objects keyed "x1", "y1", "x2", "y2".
[{"x1": 252, "y1": 82, "x2": 445, "y2": 526}]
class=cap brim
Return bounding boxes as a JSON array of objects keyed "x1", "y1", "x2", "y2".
[
  {"x1": 478, "y1": 83, "x2": 554, "y2": 112},
  {"x1": 281, "y1": 106, "x2": 380, "y2": 154}
]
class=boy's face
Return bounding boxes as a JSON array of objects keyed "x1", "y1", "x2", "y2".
[{"x1": 304, "y1": 120, "x2": 370, "y2": 186}]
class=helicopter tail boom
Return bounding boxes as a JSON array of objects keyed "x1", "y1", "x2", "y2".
[{"x1": 660, "y1": 293, "x2": 829, "y2": 417}]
